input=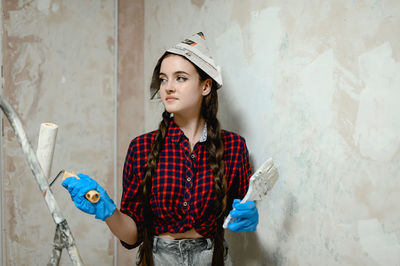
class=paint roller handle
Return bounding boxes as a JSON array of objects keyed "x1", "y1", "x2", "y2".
[
  {"x1": 62, "y1": 171, "x2": 100, "y2": 203},
  {"x1": 62, "y1": 172, "x2": 116, "y2": 221}
]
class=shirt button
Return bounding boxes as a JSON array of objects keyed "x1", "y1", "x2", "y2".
[
  {"x1": 191, "y1": 154, "x2": 195, "y2": 159},
  {"x1": 183, "y1": 202, "x2": 188, "y2": 207},
  {"x1": 187, "y1": 177, "x2": 191, "y2": 182}
]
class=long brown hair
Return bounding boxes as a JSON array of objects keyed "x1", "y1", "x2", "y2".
[{"x1": 138, "y1": 53, "x2": 227, "y2": 266}]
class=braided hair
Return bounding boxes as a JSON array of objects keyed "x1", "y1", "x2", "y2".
[{"x1": 138, "y1": 53, "x2": 227, "y2": 265}]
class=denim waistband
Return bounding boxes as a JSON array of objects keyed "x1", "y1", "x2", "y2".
[{"x1": 152, "y1": 236, "x2": 213, "y2": 254}]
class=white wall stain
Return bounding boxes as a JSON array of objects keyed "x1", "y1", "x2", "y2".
[
  {"x1": 37, "y1": 0, "x2": 51, "y2": 15},
  {"x1": 354, "y1": 43, "x2": 400, "y2": 162},
  {"x1": 216, "y1": 7, "x2": 283, "y2": 170},
  {"x1": 358, "y1": 219, "x2": 400, "y2": 265},
  {"x1": 51, "y1": 2, "x2": 60, "y2": 13}
]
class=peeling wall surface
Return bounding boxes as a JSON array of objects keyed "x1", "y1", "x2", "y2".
[
  {"x1": 2, "y1": 0, "x2": 116, "y2": 264},
  {"x1": 144, "y1": 0, "x2": 400, "y2": 265}
]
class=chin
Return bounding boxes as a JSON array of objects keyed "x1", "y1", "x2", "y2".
[
  {"x1": 165, "y1": 107, "x2": 187, "y2": 116},
  {"x1": 164, "y1": 106, "x2": 178, "y2": 114}
]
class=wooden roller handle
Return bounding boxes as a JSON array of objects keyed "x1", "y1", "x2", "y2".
[{"x1": 62, "y1": 171, "x2": 101, "y2": 203}]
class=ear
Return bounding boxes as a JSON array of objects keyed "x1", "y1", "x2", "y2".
[{"x1": 201, "y1": 78, "x2": 212, "y2": 96}]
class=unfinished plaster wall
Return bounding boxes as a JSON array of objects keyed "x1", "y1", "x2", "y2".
[
  {"x1": 144, "y1": 0, "x2": 400, "y2": 265},
  {"x1": 116, "y1": 0, "x2": 144, "y2": 265},
  {"x1": 1, "y1": 0, "x2": 116, "y2": 264}
]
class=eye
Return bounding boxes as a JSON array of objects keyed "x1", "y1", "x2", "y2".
[
  {"x1": 177, "y1": 76, "x2": 188, "y2": 82},
  {"x1": 159, "y1": 77, "x2": 167, "y2": 84}
]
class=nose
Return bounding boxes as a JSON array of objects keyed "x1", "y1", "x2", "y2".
[
  {"x1": 166, "y1": 85, "x2": 175, "y2": 93},
  {"x1": 164, "y1": 80, "x2": 175, "y2": 93}
]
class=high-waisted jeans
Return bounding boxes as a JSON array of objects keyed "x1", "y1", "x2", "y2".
[{"x1": 136, "y1": 236, "x2": 232, "y2": 266}]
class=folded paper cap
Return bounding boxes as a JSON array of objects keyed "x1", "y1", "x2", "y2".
[{"x1": 150, "y1": 32, "x2": 222, "y2": 99}]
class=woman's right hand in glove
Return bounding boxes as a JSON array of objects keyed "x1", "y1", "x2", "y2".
[{"x1": 62, "y1": 173, "x2": 116, "y2": 221}]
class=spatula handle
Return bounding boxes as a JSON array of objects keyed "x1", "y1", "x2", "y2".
[{"x1": 222, "y1": 177, "x2": 255, "y2": 229}]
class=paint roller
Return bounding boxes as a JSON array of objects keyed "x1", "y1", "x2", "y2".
[{"x1": 36, "y1": 123, "x2": 100, "y2": 204}]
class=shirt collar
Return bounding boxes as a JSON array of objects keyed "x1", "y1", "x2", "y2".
[
  {"x1": 199, "y1": 123, "x2": 207, "y2": 142},
  {"x1": 168, "y1": 120, "x2": 208, "y2": 143}
]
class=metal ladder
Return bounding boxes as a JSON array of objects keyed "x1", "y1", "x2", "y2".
[{"x1": 0, "y1": 95, "x2": 84, "y2": 265}]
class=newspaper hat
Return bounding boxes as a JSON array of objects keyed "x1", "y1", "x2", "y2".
[{"x1": 150, "y1": 32, "x2": 222, "y2": 99}]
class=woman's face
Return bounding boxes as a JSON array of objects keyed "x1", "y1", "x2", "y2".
[{"x1": 159, "y1": 54, "x2": 211, "y2": 116}]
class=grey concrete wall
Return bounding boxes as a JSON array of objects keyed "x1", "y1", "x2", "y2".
[
  {"x1": 144, "y1": 0, "x2": 400, "y2": 265},
  {"x1": 1, "y1": 0, "x2": 117, "y2": 264}
]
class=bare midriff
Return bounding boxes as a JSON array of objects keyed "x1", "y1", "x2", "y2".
[{"x1": 158, "y1": 228, "x2": 203, "y2": 240}]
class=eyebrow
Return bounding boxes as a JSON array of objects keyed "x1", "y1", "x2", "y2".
[{"x1": 159, "y1": 71, "x2": 191, "y2": 76}]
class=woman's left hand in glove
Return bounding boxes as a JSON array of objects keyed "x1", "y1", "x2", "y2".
[{"x1": 227, "y1": 199, "x2": 259, "y2": 232}]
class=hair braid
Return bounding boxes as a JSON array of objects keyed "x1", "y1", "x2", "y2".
[
  {"x1": 202, "y1": 88, "x2": 227, "y2": 266},
  {"x1": 138, "y1": 110, "x2": 171, "y2": 266}
]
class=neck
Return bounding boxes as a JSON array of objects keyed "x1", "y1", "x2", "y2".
[{"x1": 173, "y1": 113, "x2": 206, "y2": 143}]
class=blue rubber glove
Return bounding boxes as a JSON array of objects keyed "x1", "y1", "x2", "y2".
[
  {"x1": 62, "y1": 173, "x2": 116, "y2": 221},
  {"x1": 227, "y1": 199, "x2": 259, "y2": 232}
]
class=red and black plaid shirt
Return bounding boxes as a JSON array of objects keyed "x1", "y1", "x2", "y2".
[{"x1": 120, "y1": 120, "x2": 251, "y2": 249}]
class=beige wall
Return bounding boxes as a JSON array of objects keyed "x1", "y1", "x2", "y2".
[{"x1": 2, "y1": 0, "x2": 400, "y2": 265}]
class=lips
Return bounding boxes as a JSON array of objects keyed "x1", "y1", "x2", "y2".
[{"x1": 166, "y1": 97, "x2": 178, "y2": 101}]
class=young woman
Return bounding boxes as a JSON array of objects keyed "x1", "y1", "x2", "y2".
[{"x1": 62, "y1": 32, "x2": 259, "y2": 266}]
